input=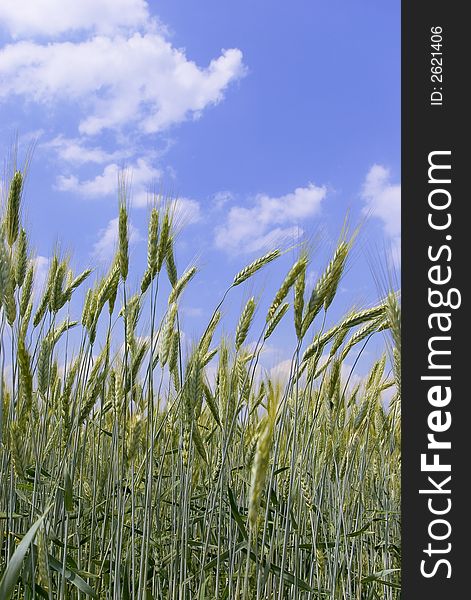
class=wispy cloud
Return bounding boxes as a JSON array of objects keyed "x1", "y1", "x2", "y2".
[
  {"x1": 361, "y1": 164, "x2": 400, "y2": 264},
  {"x1": 181, "y1": 306, "x2": 204, "y2": 318},
  {"x1": 33, "y1": 255, "x2": 49, "y2": 297},
  {"x1": 92, "y1": 216, "x2": 142, "y2": 263},
  {"x1": 214, "y1": 183, "x2": 326, "y2": 254},
  {"x1": 43, "y1": 135, "x2": 129, "y2": 166},
  {"x1": 55, "y1": 158, "x2": 162, "y2": 205},
  {"x1": 270, "y1": 359, "x2": 294, "y2": 381},
  {"x1": 55, "y1": 157, "x2": 201, "y2": 221},
  {"x1": 172, "y1": 198, "x2": 201, "y2": 225},
  {"x1": 213, "y1": 190, "x2": 234, "y2": 210}
]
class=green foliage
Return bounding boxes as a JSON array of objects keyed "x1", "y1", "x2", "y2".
[{"x1": 0, "y1": 167, "x2": 401, "y2": 599}]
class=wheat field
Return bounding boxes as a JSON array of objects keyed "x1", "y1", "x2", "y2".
[{"x1": 0, "y1": 168, "x2": 400, "y2": 598}]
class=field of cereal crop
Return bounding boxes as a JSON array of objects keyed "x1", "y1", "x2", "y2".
[{"x1": 0, "y1": 168, "x2": 400, "y2": 598}]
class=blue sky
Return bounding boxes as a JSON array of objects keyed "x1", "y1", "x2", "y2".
[{"x1": 0, "y1": 0, "x2": 400, "y2": 376}]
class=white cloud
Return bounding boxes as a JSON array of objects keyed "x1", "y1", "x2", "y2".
[
  {"x1": 270, "y1": 359, "x2": 294, "y2": 381},
  {"x1": 305, "y1": 269, "x2": 318, "y2": 290},
  {"x1": 213, "y1": 190, "x2": 234, "y2": 209},
  {"x1": 0, "y1": 1, "x2": 244, "y2": 224},
  {"x1": 381, "y1": 385, "x2": 397, "y2": 410},
  {"x1": 92, "y1": 217, "x2": 142, "y2": 263},
  {"x1": 214, "y1": 183, "x2": 326, "y2": 254},
  {"x1": 33, "y1": 255, "x2": 49, "y2": 296},
  {"x1": 173, "y1": 198, "x2": 201, "y2": 224},
  {"x1": 43, "y1": 135, "x2": 127, "y2": 165},
  {"x1": 0, "y1": 0, "x2": 149, "y2": 37},
  {"x1": 55, "y1": 158, "x2": 161, "y2": 205},
  {"x1": 55, "y1": 158, "x2": 201, "y2": 220},
  {"x1": 181, "y1": 306, "x2": 204, "y2": 318},
  {"x1": 340, "y1": 362, "x2": 363, "y2": 391},
  {"x1": 0, "y1": 33, "x2": 245, "y2": 136},
  {"x1": 361, "y1": 164, "x2": 401, "y2": 264}
]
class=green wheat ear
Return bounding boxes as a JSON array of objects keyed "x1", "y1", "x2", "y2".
[
  {"x1": 0, "y1": 237, "x2": 9, "y2": 306},
  {"x1": 166, "y1": 239, "x2": 178, "y2": 287},
  {"x1": 267, "y1": 253, "x2": 307, "y2": 322},
  {"x1": 15, "y1": 228, "x2": 28, "y2": 287},
  {"x1": 264, "y1": 302, "x2": 289, "y2": 340},
  {"x1": 248, "y1": 390, "x2": 277, "y2": 529},
  {"x1": 301, "y1": 239, "x2": 351, "y2": 336},
  {"x1": 232, "y1": 249, "x2": 280, "y2": 286},
  {"x1": 20, "y1": 265, "x2": 33, "y2": 317},
  {"x1": 148, "y1": 207, "x2": 159, "y2": 274},
  {"x1": 3, "y1": 259, "x2": 16, "y2": 326},
  {"x1": 118, "y1": 202, "x2": 129, "y2": 281},
  {"x1": 156, "y1": 208, "x2": 171, "y2": 272},
  {"x1": 294, "y1": 264, "x2": 306, "y2": 339},
  {"x1": 235, "y1": 297, "x2": 256, "y2": 351},
  {"x1": 5, "y1": 170, "x2": 22, "y2": 247},
  {"x1": 168, "y1": 266, "x2": 197, "y2": 304}
]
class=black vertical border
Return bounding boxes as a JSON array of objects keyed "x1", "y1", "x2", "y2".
[{"x1": 402, "y1": 2, "x2": 467, "y2": 597}]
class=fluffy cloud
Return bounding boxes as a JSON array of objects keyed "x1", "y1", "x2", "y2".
[
  {"x1": 0, "y1": 0, "x2": 149, "y2": 37},
  {"x1": 270, "y1": 359, "x2": 294, "y2": 382},
  {"x1": 361, "y1": 165, "x2": 401, "y2": 264},
  {"x1": 43, "y1": 136, "x2": 128, "y2": 165},
  {"x1": 0, "y1": 33, "x2": 245, "y2": 136},
  {"x1": 172, "y1": 198, "x2": 201, "y2": 225},
  {"x1": 214, "y1": 183, "x2": 326, "y2": 254},
  {"x1": 213, "y1": 190, "x2": 234, "y2": 210},
  {"x1": 56, "y1": 158, "x2": 162, "y2": 207},
  {"x1": 0, "y1": 1, "x2": 244, "y2": 220},
  {"x1": 55, "y1": 158, "x2": 161, "y2": 205},
  {"x1": 33, "y1": 255, "x2": 50, "y2": 297},
  {"x1": 55, "y1": 158, "x2": 201, "y2": 221},
  {"x1": 92, "y1": 216, "x2": 142, "y2": 263}
]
